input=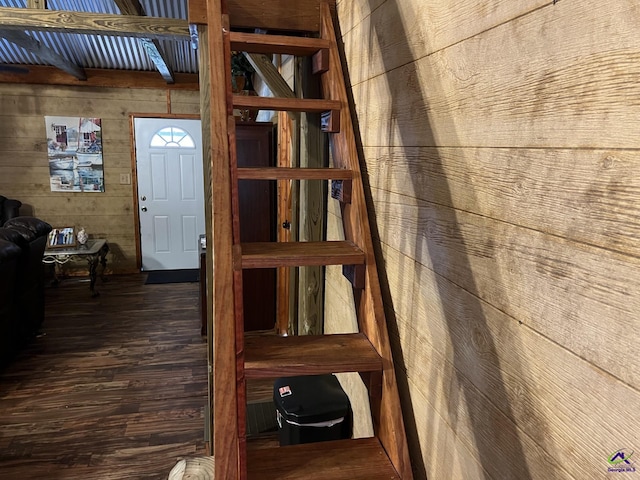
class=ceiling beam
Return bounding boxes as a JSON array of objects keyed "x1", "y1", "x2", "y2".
[
  {"x1": 0, "y1": 64, "x2": 198, "y2": 89},
  {"x1": 0, "y1": 29, "x2": 86, "y2": 80},
  {"x1": 113, "y1": 0, "x2": 175, "y2": 84},
  {"x1": 0, "y1": 7, "x2": 189, "y2": 40},
  {"x1": 112, "y1": 0, "x2": 143, "y2": 16}
]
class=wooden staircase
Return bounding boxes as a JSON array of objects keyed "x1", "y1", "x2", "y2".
[{"x1": 194, "y1": 1, "x2": 413, "y2": 478}]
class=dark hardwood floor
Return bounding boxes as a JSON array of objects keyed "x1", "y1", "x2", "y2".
[{"x1": 0, "y1": 274, "x2": 208, "y2": 479}]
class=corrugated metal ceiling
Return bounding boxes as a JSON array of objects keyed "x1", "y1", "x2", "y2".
[{"x1": 0, "y1": 0, "x2": 198, "y2": 74}]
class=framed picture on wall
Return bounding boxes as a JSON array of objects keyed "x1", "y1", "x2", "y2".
[{"x1": 45, "y1": 116, "x2": 105, "y2": 193}]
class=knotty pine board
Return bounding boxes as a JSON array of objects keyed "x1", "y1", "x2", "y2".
[
  {"x1": 363, "y1": 146, "x2": 640, "y2": 258},
  {"x1": 346, "y1": 0, "x2": 640, "y2": 149}
]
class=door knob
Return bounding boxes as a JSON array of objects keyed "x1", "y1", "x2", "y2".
[{"x1": 141, "y1": 206, "x2": 148, "y2": 212}]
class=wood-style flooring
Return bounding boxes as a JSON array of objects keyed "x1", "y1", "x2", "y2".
[{"x1": 0, "y1": 274, "x2": 208, "y2": 479}]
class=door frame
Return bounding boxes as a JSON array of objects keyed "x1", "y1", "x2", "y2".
[{"x1": 129, "y1": 113, "x2": 201, "y2": 271}]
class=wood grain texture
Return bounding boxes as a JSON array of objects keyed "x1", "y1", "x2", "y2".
[
  {"x1": 347, "y1": 0, "x2": 640, "y2": 149},
  {"x1": 247, "y1": 438, "x2": 400, "y2": 480},
  {"x1": 381, "y1": 242, "x2": 640, "y2": 479},
  {"x1": 238, "y1": 167, "x2": 351, "y2": 180},
  {"x1": 244, "y1": 333, "x2": 382, "y2": 378},
  {"x1": 240, "y1": 240, "x2": 364, "y2": 269},
  {"x1": 276, "y1": 111, "x2": 293, "y2": 335},
  {"x1": 320, "y1": 4, "x2": 413, "y2": 478},
  {"x1": 334, "y1": 0, "x2": 640, "y2": 477},
  {"x1": 339, "y1": 0, "x2": 549, "y2": 84},
  {"x1": 227, "y1": 0, "x2": 324, "y2": 32},
  {"x1": 197, "y1": 24, "x2": 214, "y2": 451},
  {"x1": 0, "y1": 6, "x2": 189, "y2": 39},
  {"x1": 0, "y1": 275, "x2": 207, "y2": 479},
  {"x1": 232, "y1": 95, "x2": 340, "y2": 113},
  {"x1": 298, "y1": 86, "x2": 327, "y2": 335},
  {"x1": 231, "y1": 32, "x2": 330, "y2": 56},
  {"x1": 364, "y1": 146, "x2": 640, "y2": 258},
  {"x1": 245, "y1": 53, "x2": 295, "y2": 101},
  {"x1": 0, "y1": 65, "x2": 198, "y2": 89},
  {"x1": 202, "y1": 3, "x2": 239, "y2": 479},
  {"x1": 370, "y1": 186, "x2": 640, "y2": 389},
  {"x1": 189, "y1": 0, "x2": 334, "y2": 32}
]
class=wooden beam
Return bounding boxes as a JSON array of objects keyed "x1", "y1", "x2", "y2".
[
  {"x1": 0, "y1": 7, "x2": 189, "y2": 40},
  {"x1": 232, "y1": 95, "x2": 340, "y2": 112},
  {"x1": 231, "y1": 32, "x2": 329, "y2": 56},
  {"x1": 319, "y1": 3, "x2": 412, "y2": 478},
  {"x1": 112, "y1": 0, "x2": 144, "y2": 16},
  {"x1": 244, "y1": 53, "x2": 294, "y2": 98},
  {"x1": 0, "y1": 64, "x2": 198, "y2": 89},
  {"x1": 188, "y1": 0, "x2": 207, "y2": 25},
  {"x1": 188, "y1": 0, "x2": 331, "y2": 31},
  {"x1": 26, "y1": 0, "x2": 46, "y2": 9},
  {"x1": 0, "y1": 30, "x2": 86, "y2": 80},
  {"x1": 113, "y1": 0, "x2": 175, "y2": 84}
]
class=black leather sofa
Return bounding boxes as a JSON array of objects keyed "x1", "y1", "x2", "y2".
[
  {"x1": 0, "y1": 195, "x2": 22, "y2": 225},
  {"x1": 0, "y1": 214, "x2": 52, "y2": 368}
]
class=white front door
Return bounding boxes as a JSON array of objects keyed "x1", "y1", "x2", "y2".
[{"x1": 134, "y1": 118, "x2": 204, "y2": 271}]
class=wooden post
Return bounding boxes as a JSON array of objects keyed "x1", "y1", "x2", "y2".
[
  {"x1": 298, "y1": 55, "x2": 326, "y2": 336},
  {"x1": 27, "y1": 0, "x2": 46, "y2": 8}
]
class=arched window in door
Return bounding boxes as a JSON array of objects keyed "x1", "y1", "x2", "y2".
[{"x1": 150, "y1": 127, "x2": 195, "y2": 148}]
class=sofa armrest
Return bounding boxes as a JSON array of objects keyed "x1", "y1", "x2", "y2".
[{"x1": 4, "y1": 217, "x2": 52, "y2": 239}]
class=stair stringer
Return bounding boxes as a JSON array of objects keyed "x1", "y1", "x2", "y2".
[{"x1": 319, "y1": 3, "x2": 414, "y2": 479}]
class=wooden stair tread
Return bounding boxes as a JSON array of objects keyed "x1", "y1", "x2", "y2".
[
  {"x1": 244, "y1": 333, "x2": 382, "y2": 378},
  {"x1": 237, "y1": 167, "x2": 352, "y2": 180},
  {"x1": 230, "y1": 32, "x2": 330, "y2": 56},
  {"x1": 239, "y1": 241, "x2": 365, "y2": 269},
  {"x1": 232, "y1": 95, "x2": 341, "y2": 112},
  {"x1": 247, "y1": 438, "x2": 400, "y2": 480}
]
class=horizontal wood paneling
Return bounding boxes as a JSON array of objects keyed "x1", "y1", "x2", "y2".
[
  {"x1": 364, "y1": 146, "x2": 640, "y2": 258},
  {"x1": 347, "y1": 0, "x2": 640, "y2": 149},
  {"x1": 0, "y1": 82, "x2": 200, "y2": 274},
  {"x1": 382, "y1": 241, "x2": 639, "y2": 479},
  {"x1": 340, "y1": 1, "x2": 549, "y2": 84},
  {"x1": 370, "y1": 186, "x2": 640, "y2": 388},
  {"x1": 331, "y1": 0, "x2": 640, "y2": 478}
]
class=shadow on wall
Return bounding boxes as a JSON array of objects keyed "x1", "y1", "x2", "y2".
[{"x1": 336, "y1": 1, "x2": 555, "y2": 478}]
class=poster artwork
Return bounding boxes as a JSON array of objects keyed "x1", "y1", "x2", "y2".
[{"x1": 45, "y1": 116, "x2": 104, "y2": 192}]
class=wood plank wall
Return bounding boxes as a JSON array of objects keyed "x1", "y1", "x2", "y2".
[
  {"x1": 0, "y1": 83, "x2": 200, "y2": 273},
  {"x1": 326, "y1": 0, "x2": 640, "y2": 479}
]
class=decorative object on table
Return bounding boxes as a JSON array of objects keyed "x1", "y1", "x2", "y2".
[
  {"x1": 231, "y1": 52, "x2": 259, "y2": 122},
  {"x1": 45, "y1": 116, "x2": 105, "y2": 193},
  {"x1": 47, "y1": 226, "x2": 76, "y2": 248},
  {"x1": 231, "y1": 52, "x2": 254, "y2": 92},
  {"x1": 238, "y1": 72, "x2": 259, "y2": 122},
  {"x1": 76, "y1": 227, "x2": 88, "y2": 246}
]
